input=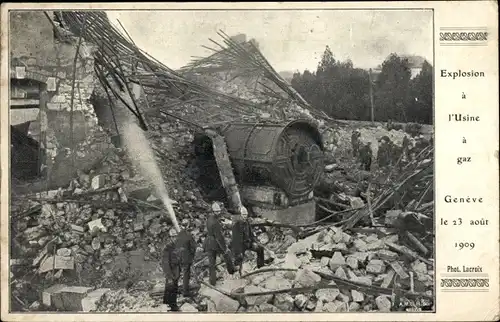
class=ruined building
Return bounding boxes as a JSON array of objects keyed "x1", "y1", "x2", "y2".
[
  {"x1": 9, "y1": 11, "x2": 112, "y2": 191},
  {"x1": 9, "y1": 11, "x2": 325, "y2": 225}
]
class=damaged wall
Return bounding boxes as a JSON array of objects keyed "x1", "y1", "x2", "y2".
[{"x1": 10, "y1": 11, "x2": 112, "y2": 189}]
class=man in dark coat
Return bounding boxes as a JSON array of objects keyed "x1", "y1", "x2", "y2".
[
  {"x1": 162, "y1": 229, "x2": 196, "y2": 311},
  {"x1": 204, "y1": 214, "x2": 236, "y2": 285},
  {"x1": 231, "y1": 217, "x2": 265, "y2": 274},
  {"x1": 377, "y1": 136, "x2": 393, "y2": 169},
  {"x1": 402, "y1": 135, "x2": 411, "y2": 163},
  {"x1": 358, "y1": 142, "x2": 373, "y2": 171},
  {"x1": 351, "y1": 130, "x2": 361, "y2": 158}
]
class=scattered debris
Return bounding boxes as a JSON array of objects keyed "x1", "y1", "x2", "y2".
[{"x1": 10, "y1": 10, "x2": 434, "y2": 314}]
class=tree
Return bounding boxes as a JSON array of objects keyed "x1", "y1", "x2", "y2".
[
  {"x1": 290, "y1": 46, "x2": 372, "y2": 120},
  {"x1": 408, "y1": 60, "x2": 433, "y2": 124},
  {"x1": 289, "y1": 46, "x2": 432, "y2": 123},
  {"x1": 374, "y1": 54, "x2": 412, "y2": 122},
  {"x1": 291, "y1": 70, "x2": 317, "y2": 104},
  {"x1": 317, "y1": 46, "x2": 336, "y2": 76}
]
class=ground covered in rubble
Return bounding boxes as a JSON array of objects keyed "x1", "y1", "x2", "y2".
[
  {"x1": 9, "y1": 10, "x2": 435, "y2": 314},
  {"x1": 10, "y1": 99, "x2": 435, "y2": 313}
]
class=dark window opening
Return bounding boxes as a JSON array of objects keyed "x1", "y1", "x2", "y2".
[{"x1": 10, "y1": 78, "x2": 46, "y2": 182}]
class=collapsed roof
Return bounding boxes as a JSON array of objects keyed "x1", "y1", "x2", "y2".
[{"x1": 50, "y1": 11, "x2": 333, "y2": 133}]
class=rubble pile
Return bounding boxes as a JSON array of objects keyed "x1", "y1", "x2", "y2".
[
  {"x1": 230, "y1": 225, "x2": 433, "y2": 313},
  {"x1": 10, "y1": 11, "x2": 434, "y2": 314},
  {"x1": 10, "y1": 112, "x2": 210, "y2": 307},
  {"x1": 11, "y1": 69, "x2": 434, "y2": 314},
  {"x1": 11, "y1": 109, "x2": 434, "y2": 313},
  {"x1": 83, "y1": 210, "x2": 433, "y2": 313}
]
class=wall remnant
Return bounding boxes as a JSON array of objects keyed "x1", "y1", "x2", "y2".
[{"x1": 10, "y1": 11, "x2": 112, "y2": 189}]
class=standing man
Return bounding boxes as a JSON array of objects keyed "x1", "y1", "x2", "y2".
[
  {"x1": 162, "y1": 229, "x2": 197, "y2": 311},
  {"x1": 204, "y1": 212, "x2": 236, "y2": 285},
  {"x1": 358, "y1": 141, "x2": 373, "y2": 171},
  {"x1": 387, "y1": 119, "x2": 394, "y2": 131},
  {"x1": 351, "y1": 129, "x2": 361, "y2": 158},
  {"x1": 231, "y1": 215, "x2": 265, "y2": 275}
]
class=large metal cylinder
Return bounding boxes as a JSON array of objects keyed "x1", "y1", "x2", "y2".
[{"x1": 215, "y1": 119, "x2": 325, "y2": 201}]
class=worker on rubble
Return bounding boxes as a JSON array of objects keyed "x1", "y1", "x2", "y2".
[
  {"x1": 391, "y1": 141, "x2": 404, "y2": 169},
  {"x1": 358, "y1": 141, "x2": 373, "y2": 171},
  {"x1": 386, "y1": 119, "x2": 394, "y2": 131},
  {"x1": 377, "y1": 136, "x2": 391, "y2": 168},
  {"x1": 231, "y1": 214, "x2": 265, "y2": 275},
  {"x1": 351, "y1": 129, "x2": 361, "y2": 157},
  {"x1": 415, "y1": 135, "x2": 428, "y2": 152},
  {"x1": 409, "y1": 135, "x2": 427, "y2": 159},
  {"x1": 162, "y1": 229, "x2": 197, "y2": 311},
  {"x1": 402, "y1": 135, "x2": 411, "y2": 162},
  {"x1": 204, "y1": 212, "x2": 236, "y2": 285}
]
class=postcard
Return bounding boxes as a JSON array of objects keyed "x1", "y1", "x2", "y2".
[{"x1": 1, "y1": 2, "x2": 498, "y2": 321}]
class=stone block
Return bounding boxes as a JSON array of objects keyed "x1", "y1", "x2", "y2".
[
  {"x1": 320, "y1": 256, "x2": 330, "y2": 267},
  {"x1": 121, "y1": 184, "x2": 151, "y2": 201},
  {"x1": 349, "y1": 302, "x2": 361, "y2": 311},
  {"x1": 199, "y1": 284, "x2": 240, "y2": 312},
  {"x1": 41, "y1": 203, "x2": 56, "y2": 217},
  {"x1": 180, "y1": 303, "x2": 198, "y2": 312},
  {"x1": 346, "y1": 256, "x2": 359, "y2": 269},
  {"x1": 334, "y1": 267, "x2": 347, "y2": 279},
  {"x1": 377, "y1": 249, "x2": 399, "y2": 261},
  {"x1": 381, "y1": 269, "x2": 396, "y2": 288},
  {"x1": 375, "y1": 295, "x2": 392, "y2": 312},
  {"x1": 252, "y1": 201, "x2": 316, "y2": 226},
  {"x1": 264, "y1": 276, "x2": 292, "y2": 290},
  {"x1": 57, "y1": 286, "x2": 93, "y2": 311},
  {"x1": 39, "y1": 256, "x2": 75, "y2": 273},
  {"x1": 329, "y1": 252, "x2": 346, "y2": 271},
  {"x1": 42, "y1": 284, "x2": 67, "y2": 307},
  {"x1": 10, "y1": 259, "x2": 27, "y2": 266},
  {"x1": 294, "y1": 294, "x2": 308, "y2": 309},
  {"x1": 56, "y1": 248, "x2": 71, "y2": 257},
  {"x1": 324, "y1": 300, "x2": 347, "y2": 312},
  {"x1": 351, "y1": 275, "x2": 372, "y2": 286},
  {"x1": 337, "y1": 291, "x2": 350, "y2": 303},
  {"x1": 91, "y1": 174, "x2": 106, "y2": 190},
  {"x1": 351, "y1": 290, "x2": 364, "y2": 302},
  {"x1": 87, "y1": 218, "x2": 107, "y2": 234},
  {"x1": 46, "y1": 77, "x2": 57, "y2": 91},
  {"x1": 294, "y1": 268, "x2": 321, "y2": 288},
  {"x1": 46, "y1": 102, "x2": 63, "y2": 111},
  {"x1": 51, "y1": 94, "x2": 66, "y2": 103},
  {"x1": 389, "y1": 261, "x2": 410, "y2": 280},
  {"x1": 71, "y1": 224, "x2": 84, "y2": 233},
  {"x1": 273, "y1": 293, "x2": 294, "y2": 311},
  {"x1": 315, "y1": 288, "x2": 340, "y2": 302},
  {"x1": 15, "y1": 66, "x2": 26, "y2": 79},
  {"x1": 366, "y1": 240, "x2": 385, "y2": 251}
]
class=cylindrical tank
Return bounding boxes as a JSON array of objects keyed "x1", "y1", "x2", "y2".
[{"x1": 215, "y1": 119, "x2": 325, "y2": 201}]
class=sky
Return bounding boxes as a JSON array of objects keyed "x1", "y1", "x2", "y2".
[{"x1": 106, "y1": 10, "x2": 433, "y2": 73}]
